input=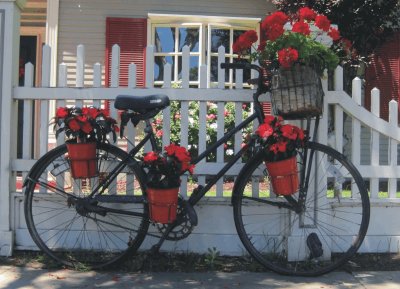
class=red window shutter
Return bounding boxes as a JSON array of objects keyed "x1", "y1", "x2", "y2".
[
  {"x1": 105, "y1": 18, "x2": 147, "y2": 88},
  {"x1": 259, "y1": 23, "x2": 272, "y2": 116},
  {"x1": 365, "y1": 32, "x2": 400, "y2": 122}
]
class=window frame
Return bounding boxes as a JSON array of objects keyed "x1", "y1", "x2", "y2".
[{"x1": 148, "y1": 14, "x2": 260, "y2": 88}]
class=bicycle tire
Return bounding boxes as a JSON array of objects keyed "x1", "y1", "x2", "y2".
[
  {"x1": 24, "y1": 142, "x2": 149, "y2": 269},
  {"x1": 233, "y1": 141, "x2": 370, "y2": 276}
]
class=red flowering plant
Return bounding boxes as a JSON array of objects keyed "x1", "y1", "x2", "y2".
[
  {"x1": 255, "y1": 115, "x2": 306, "y2": 162},
  {"x1": 52, "y1": 106, "x2": 119, "y2": 143},
  {"x1": 233, "y1": 7, "x2": 352, "y2": 74},
  {"x1": 142, "y1": 144, "x2": 195, "y2": 189}
]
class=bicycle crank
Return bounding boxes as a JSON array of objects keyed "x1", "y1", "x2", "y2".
[{"x1": 156, "y1": 197, "x2": 198, "y2": 240}]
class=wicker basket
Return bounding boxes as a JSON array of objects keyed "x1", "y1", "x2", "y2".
[{"x1": 270, "y1": 64, "x2": 324, "y2": 119}]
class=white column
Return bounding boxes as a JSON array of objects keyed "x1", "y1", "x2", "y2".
[
  {"x1": 46, "y1": 0, "x2": 59, "y2": 120},
  {"x1": 0, "y1": 0, "x2": 25, "y2": 256},
  {"x1": 46, "y1": 0, "x2": 59, "y2": 86}
]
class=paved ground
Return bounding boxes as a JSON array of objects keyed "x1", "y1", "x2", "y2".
[{"x1": 1, "y1": 266, "x2": 400, "y2": 289}]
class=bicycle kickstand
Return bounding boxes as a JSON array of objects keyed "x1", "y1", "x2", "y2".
[{"x1": 150, "y1": 223, "x2": 175, "y2": 254}]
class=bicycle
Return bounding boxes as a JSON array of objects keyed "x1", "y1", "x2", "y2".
[{"x1": 23, "y1": 62, "x2": 370, "y2": 276}]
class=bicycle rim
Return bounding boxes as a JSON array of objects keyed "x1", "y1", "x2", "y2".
[
  {"x1": 24, "y1": 143, "x2": 149, "y2": 269},
  {"x1": 233, "y1": 142, "x2": 370, "y2": 276}
]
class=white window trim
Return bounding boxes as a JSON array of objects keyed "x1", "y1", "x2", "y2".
[{"x1": 148, "y1": 13, "x2": 261, "y2": 87}]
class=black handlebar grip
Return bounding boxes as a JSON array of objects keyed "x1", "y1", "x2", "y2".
[{"x1": 220, "y1": 62, "x2": 249, "y2": 70}]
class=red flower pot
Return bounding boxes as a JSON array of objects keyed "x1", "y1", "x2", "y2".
[
  {"x1": 265, "y1": 156, "x2": 299, "y2": 196},
  {"x1": 147, "y1": 187, "x2": 179, "y2": 224},
  {"x1": 66, "y1": 142, "x2": 98, "y2": 179}
]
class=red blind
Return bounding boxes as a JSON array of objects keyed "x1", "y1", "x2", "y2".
[
  {"x1": 105, "y1": 18, "x2": 147, "y2": 87},
  {"x1": 365, "y1": 32, "x2": 400, "y2": 122},
  {"x1": 259, "y1": 23, "x2": 272, "y2": 116}
]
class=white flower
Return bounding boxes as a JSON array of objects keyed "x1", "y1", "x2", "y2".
[
  {"x1": 226, "y1": 149, "x2": 234, "y2": 156},
  {"x1": 210, "y1": 123, "x2": 218, "y2": 130},
  {"x1": 189, "y1": 117, "x2": 194, "y2": 125},
  {"x1": 283, "y1": 22, "x2": 292, "y2": 31}
]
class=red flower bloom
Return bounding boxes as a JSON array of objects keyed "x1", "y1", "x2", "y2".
[
  {"x1": 264, "y1": 115, "x2": 277, "y2": 125},
  {"x1": 67, "y1": 118, "x2": 80, "y2": 132},
  {"x1": 76, "y1": 115, "x2": 87, "y2": 122},
  {"x1": 81, "y1": 122, "x2": 93, "y2": 134},
  {"x1": 56, "y1": 107, "x2": 69, "y2": 118},
  {"x1": 294, "y1": 126, "x2": 305, "y2": 140},
  {"x1": 292, "y1": 21, "x2": 311, "y2": 36},
  {"x1": 144, "y1": 151, "x2": 158, "y2": 162},
  {"x1": 86, "y1": 107, "x2": 99, "y2": 119},
  {"x1": 328, "y1": 27, "x2": 340, "y2": 41},
  {"x1": 299, "y1": 7, "x2": 317, "y2": 21},
  {"x1": 262, "y1": 11, "x2": 289, "y2": 29},
  {"x1": 281, "y1": 124, "x2": 298, "y2": 140},
  {"x1": 315, "y1": 15, "x2": 331, "y2": 32},
  {"x1": 265, "y1": 24, "x2": 285, "y2": 41},
  {"x1": 233, "y1": 30, "x2": 258, "y2": 53},
  {"x1": 277, "y1": 47, "x2": 299, "y2": 68},
  {"x1": 181, "y1": 162, "x2": 195, "y2": 174},
  {"x1": 242, "y1": 30, "x2": 258, "y2": 43},
  {"x1": 165, "y1": 143, "x2": 180, "y2": 156},
  {"x1": 256, "y1": 123, "x2": 274, "y2": 139}
]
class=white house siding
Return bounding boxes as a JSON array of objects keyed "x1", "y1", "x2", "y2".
[{"x1": 57, "y1": 0, "x2": 273, "y2": 86}]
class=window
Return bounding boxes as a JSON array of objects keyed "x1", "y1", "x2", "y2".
[{"x1": 149, "y1": 14, "x2": 260, "y2": 88}]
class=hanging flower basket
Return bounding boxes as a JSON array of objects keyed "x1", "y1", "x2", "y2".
[
  {"x1": 270, "y1": 64, "x2": 324, "y2": 119},
  {"x1": 265, "y1": 156, "x2": 299, "y2": 196},
  {"x1": 147, "y1": 187, "x2": 179, "y2": 224},
  {"x1": 66, "y1": 142, "x2": 98, "y2": 179}
]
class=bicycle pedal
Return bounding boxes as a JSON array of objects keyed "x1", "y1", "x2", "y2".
[{"x1": 306, "y1": 232, "x2": 323, "y2": 259}]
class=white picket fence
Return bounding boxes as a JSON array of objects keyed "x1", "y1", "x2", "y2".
[{"x1": 9, "y1": 42, "x2": 400, "y2": 254}]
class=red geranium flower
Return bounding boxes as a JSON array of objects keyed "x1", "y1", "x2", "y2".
[
  {"x1": 81, "y1": 122, "x2": 93, "y2": 134},
  {"x1": 278, "y1": 47, "x2": 299, "y2": 68},
  {"x1": 255, "y1": 116, "x2": 306, "y2": 162},
  {"x1": 144, "y1": 151, "x2": 158, "y2": 162},
  {"x1": 56, "y1": 107, "x2": 69, "y2": 118},
  {"x1": 281, "y1": 124, "x2": 298, "y2": 140},
  {"x1": 262, "y1": 11, "x2": 289, "y2": 29},
  {"x1": 315, "y1": 15, "x2": 331, "y2": 32},
  {"x1": 265, "y1": 24, "x2": 285, "y2": 41},
  {"x1": 67, "y1": 118, "x2": 80, "y2": 132},
  {"x1": 299, "y1": 7, "x2": 317, "y2": 21},
  {"x1": 292, "y1": 21, "x2": 311, "y2": 36},
  {"x1": 328, "y1": 28, "x2": 340, "y2": 41},
  {"x1": 233, "y1": 30, "x2": 258, "y2": 53}
]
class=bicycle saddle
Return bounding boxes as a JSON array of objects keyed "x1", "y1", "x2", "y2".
[{"x1": 114, "y1": 94, "x2": 170, "y2": 113}]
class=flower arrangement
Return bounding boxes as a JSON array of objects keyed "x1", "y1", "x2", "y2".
[
  {"x1": 255, "y1": 115, "x2": 306, "y2": 162},
  {"x1": 233, "y1": 7, "x2": 352, "y2": 74},
  {"x1": 142, "y1": 144, "x2": 195, "y2": 189},
  {"x1": 52, "y1": 106, "x2": 119, "y2": 143}
]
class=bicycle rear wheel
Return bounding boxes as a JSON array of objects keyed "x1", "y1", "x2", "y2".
[
  {"x1": 233, "y1": 141, "x2": 370, "y2": 276},
  {"x1": 24, "y1": 143, "x2": 149, "y2": 269}
]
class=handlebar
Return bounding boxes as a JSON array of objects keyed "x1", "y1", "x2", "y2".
[
  {"x1": 220, "y1": 62, "x2": 263, "y2": 74},
  {"x1": 220, "y1": 62, "x2": 270, "y2": 94}
]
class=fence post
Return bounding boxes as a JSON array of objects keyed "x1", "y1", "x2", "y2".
[{"x1": 0, "y1": 0, "x2": 25, "y2": 256}]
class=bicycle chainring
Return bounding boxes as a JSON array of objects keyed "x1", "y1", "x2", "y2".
[{"x1": 156, "y1": 197, "x2": 197, "y2": 241}]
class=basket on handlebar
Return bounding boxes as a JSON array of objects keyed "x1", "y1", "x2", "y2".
[{"x1": 270, "y1": 64, "x2": 324, "y2": 119}]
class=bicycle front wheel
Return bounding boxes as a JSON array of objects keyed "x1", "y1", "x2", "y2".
[
  {"x1": 24, "y1": 143, "x2": 149, "y2": 269},
  {"x1": 233, "y1": 141, "x2": 370, "y2": 276}
]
